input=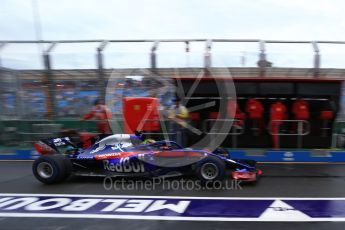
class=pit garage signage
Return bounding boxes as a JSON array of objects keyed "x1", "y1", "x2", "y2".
[{"x1": 1, "y1": 194, "x2": 345, "y2": 221}]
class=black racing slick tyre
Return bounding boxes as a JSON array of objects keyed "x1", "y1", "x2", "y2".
[
  {"x1": 195, "y1": 156, "x2": 226, "y2": 184},
  {"x1": 32, "y1": 155, "x2": 72, "y2": 184}
]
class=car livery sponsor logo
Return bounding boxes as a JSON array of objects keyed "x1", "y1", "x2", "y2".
[
  {"x1": 90, "y1": 142, "x2": 132, "y2": 154},
  {"x1": 53, "y1": 138, "x2": 68, "y2": 147},
  {"x1": 90, "y1": 145, "x2": 106, "y2": 154},
  {"x1": 103, "y1": 157, "x2": 145, "y2": 173},
  {"x1": 76, "y1": 154, "x2": 94, "y2": 160},
  {"x1": 2, "y1": 194, "x2": 345, "y2": 221},
  {"x1": 95, "y1": 152, "x2": 123, "y2": 160},
  {"x1": 111, "y1": 142, "x2": 133, "y2": 149},
  {"x1": 95, "y1": 152, "x2": 145, "y2": 160}
]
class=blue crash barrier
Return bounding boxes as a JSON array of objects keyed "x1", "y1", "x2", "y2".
[
  {"x1": 1, "y1": 149, "x2": 345, "y2": 162},
  {"x1": 0, "y1": 150, "x2": 40, "y2": 160},
  {"x1": 228, "y1": 150, "x2": 345, "y2": 162}
]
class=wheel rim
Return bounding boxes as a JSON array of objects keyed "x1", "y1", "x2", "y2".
[
  {"x1": 37, "y1": 162, "x2": 54, "y2": 179},
  {"x1": 200, "y1": 163, "x2": 219, "y2": 180}
]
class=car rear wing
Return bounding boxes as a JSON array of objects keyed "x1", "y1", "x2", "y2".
[{"x1": 34, "y1": 137, "x2": 76, "y2": 155}]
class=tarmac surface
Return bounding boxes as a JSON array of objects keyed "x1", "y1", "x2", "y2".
[{"x1": 0, "y1": 161, "x2": 345, "y2": 229}]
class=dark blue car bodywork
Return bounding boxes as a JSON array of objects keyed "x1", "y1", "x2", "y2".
[{"x1": 33, "y1": 134, "x2": 261, "y2": 183}]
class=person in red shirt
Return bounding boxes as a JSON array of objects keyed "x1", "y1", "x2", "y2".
[
  {"x1": 81, "y1": 99, "x2": 112, "y2": 134},
  {"x1": 227, "y1": 99, "x2": 246, "y2": 129},
  {"x1": 320, "y1": 99, "x2": 336, "y2": 136},
  {"x1": 292, "y1": 98, "x2": 310, "y2": 134},
  {"x1": 270, "y1": 100, "x2": 287, "y2": 149},
  {"x1": 246, "y1": 98, "x2": 264, "y2": 135},
  {"x1": 292, "y1": 98, "x2": 310, "y2": 120}
]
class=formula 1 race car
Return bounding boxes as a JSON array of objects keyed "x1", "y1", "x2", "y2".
[{"x1": 32, "y1": 132, "x2": 262, "y2": 184}]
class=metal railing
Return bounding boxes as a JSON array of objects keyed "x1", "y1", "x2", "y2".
[
  {"x1": 203, "y1": 119, "x2": 245, "y2": 148},
  {"x1": 202, "y1": 119, "x2": 245, "y2": 135},
  {"x1": 1, "y1": 38, "x2": 345, "y2": 120},
  {"x1": 140, "y1": 119, "x2": 176, "y2": 140},
  {"x1": 268, "y1": 120, "x2": 311, "y2": 148},
  {"x1": 0, "y1": 119, "x2": 122, "y2": 146},
  {"x1": 1, "y1": 38, "x2": 340, "y2": 72},
  {"x1": 0, "y1": 117, "x2": 338, "y2": 149},
  {"x1": 0, "y1": 118, "x2": 180, "y2": 146},
  {"x1": 331, "y1": 120, "x2": 345, "y2": 148}
]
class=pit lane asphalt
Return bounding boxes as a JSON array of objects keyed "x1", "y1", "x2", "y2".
[{"x1": 0, "y1": 161, "x2": 345, "y2": 229}]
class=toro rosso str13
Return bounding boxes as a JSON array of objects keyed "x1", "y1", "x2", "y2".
[{"x1": 32, "y1": 133, "x2": 262, "y2": 184}]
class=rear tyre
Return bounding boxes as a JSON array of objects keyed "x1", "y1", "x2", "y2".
[
  {"x1": 32, "y1": 155, "x2": 72, "y2": 184},
  {"x1": 195, "y1": 156, "x2": 226, "y2": 184}
]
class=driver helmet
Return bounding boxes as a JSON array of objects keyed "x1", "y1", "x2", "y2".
[{"x1": 134, "y1": 130, "x2": 144, "y2": 141}]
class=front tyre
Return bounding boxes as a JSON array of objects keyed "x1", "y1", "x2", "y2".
[
  {"x1": 32, "y1": 155, "x2": 72, "y2": 184},
  {"x1": 195, "y1": 156, "x2": 226, "y2": 184}
]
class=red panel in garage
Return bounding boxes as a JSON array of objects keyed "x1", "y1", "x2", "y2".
[{"x1": 123, "y1": 97, "x2": 160, "y2": 133}]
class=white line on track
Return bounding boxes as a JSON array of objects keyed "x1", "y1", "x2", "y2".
[
  {"x1": 0, "y1": 213, "x2": 345, "y2": 222},
  {"x1": 1, "y1": 193, "x2": 345, "y2": 200}
]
